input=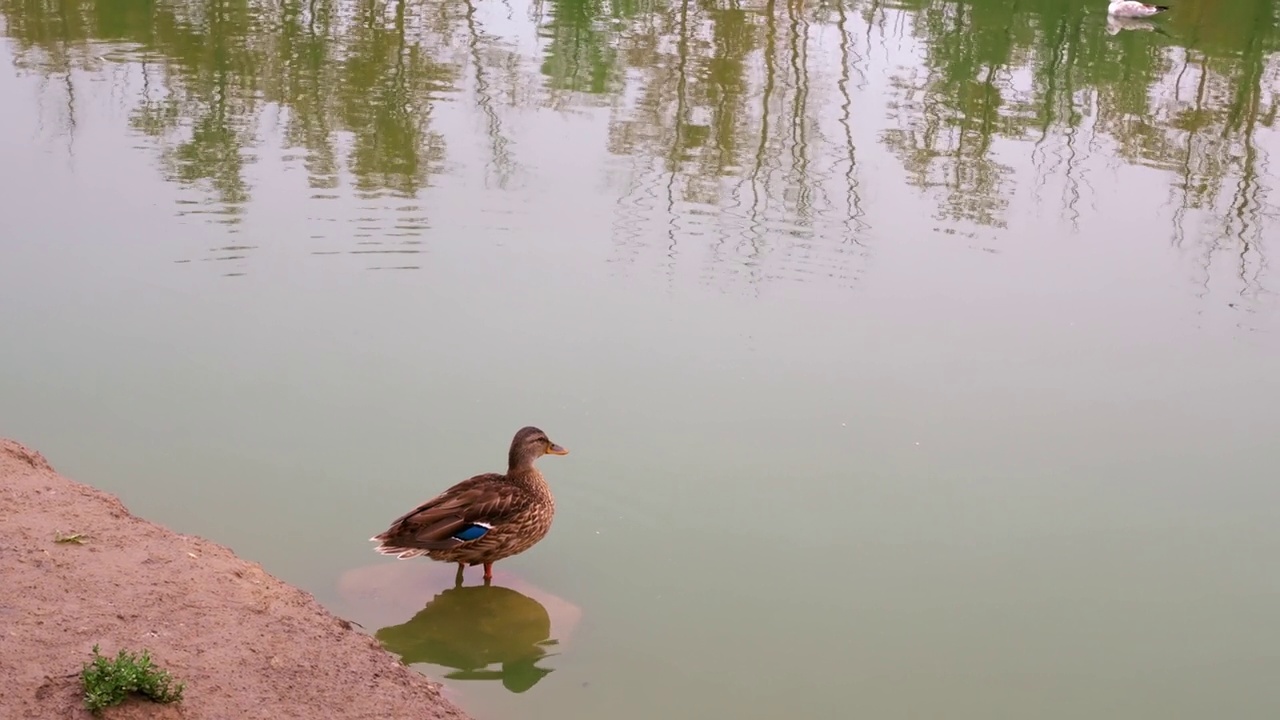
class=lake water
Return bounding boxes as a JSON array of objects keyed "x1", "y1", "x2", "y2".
[{"x1": 2, "y1": 0, "x2": 1279, "y2": 717}]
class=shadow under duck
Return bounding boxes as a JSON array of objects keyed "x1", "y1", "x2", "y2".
[{"x1": 371, "y1": 426, "x2": 568, "y2": 583}]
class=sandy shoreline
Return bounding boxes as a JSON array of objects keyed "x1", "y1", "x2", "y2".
[{"x1": 0, "y1": 438, "x2": 473, "y2": 720}]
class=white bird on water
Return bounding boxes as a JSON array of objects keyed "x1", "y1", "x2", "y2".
[{"x1": 1107, "y1": 0, "x2": 1170, "y2": 17}]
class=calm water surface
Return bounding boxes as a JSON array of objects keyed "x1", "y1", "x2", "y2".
[{"x1": 2, "y1": 0, "x2": 1279, "y2": 717}]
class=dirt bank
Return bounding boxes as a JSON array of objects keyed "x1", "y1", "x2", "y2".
[{"x1": 0, "y1": 438, "x2": 473, "y2": 720}]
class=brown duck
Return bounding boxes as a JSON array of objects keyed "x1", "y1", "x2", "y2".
[{"x1": 371, "y1": 426, "x2": 568, "y2": 583}]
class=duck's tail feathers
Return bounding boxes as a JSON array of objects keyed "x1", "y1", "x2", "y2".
[{"x1": 369, "y1": 536, "x2": 428, "y2": 559}]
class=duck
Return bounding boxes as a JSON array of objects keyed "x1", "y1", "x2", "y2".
[
  {"x1": 371, "y1": 426, "x2": 568, "y2": 584},
  {"x1": 1107, "y1": 1, "x2": 1169, "y2": 18}
]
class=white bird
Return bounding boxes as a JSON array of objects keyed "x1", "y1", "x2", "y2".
[{"x1": 1107, "y1": 0, "x2": 1170, "y2": 18}]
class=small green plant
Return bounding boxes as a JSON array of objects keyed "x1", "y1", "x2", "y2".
[
  {"x1": 55, "y1": 532, "x2": 89, "y2": 544},
  {"x1": 80, "y1": 644, "x2": 185, "y2": 715}
]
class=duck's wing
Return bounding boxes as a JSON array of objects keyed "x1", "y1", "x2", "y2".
[
  {"x1": 372, "y1": 474, "x2": 534, "y2": 554},
  {"x1": 1109, "y1": 1, "x2": 1168, "y2": 17}
]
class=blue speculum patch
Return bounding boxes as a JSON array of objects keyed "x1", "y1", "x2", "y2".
[{"x1": 453, "y1": 524, "x2": 490, "y2": 541}]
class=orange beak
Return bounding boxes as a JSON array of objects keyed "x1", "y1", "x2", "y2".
[{"x1": 547, "y1": 443, "x2": 569, "y2": 455}]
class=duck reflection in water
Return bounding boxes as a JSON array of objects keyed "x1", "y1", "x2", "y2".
[
  {"x1": 1105, "y1": 16, "x2": 1164, "y2": 35},
  {"x1": 375, "y1": 580, "x2": 559, "y2": 693}
]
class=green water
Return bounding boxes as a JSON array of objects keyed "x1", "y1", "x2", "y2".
[{"x1": 2, "y1": 0, "x2": 1279, "y2": 716}]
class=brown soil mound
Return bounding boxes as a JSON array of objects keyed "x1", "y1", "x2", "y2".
[{"x1": 0, "y1": 438, "x2": 473, "y2": 720}]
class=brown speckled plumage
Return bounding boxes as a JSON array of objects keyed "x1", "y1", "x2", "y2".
[{"x1": 371, "y1": 426, "x2": 567, "y2": 582}]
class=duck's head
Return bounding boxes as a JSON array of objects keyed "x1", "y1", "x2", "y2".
[{"x1": 508, "y1": 426, "x2": 568, "y2": 470}]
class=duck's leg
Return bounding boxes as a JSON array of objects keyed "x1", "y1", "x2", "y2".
[
  {"x1": 483, "y1": 562, "x2": 494, "y2": 581},
  {"x1": 454, "y1": 562, "x2": 465, "y2": 587}
]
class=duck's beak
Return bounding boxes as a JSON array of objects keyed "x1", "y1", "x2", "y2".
[{"x1": 547, "y1": 443, "x2": 569, "y2": 455}]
